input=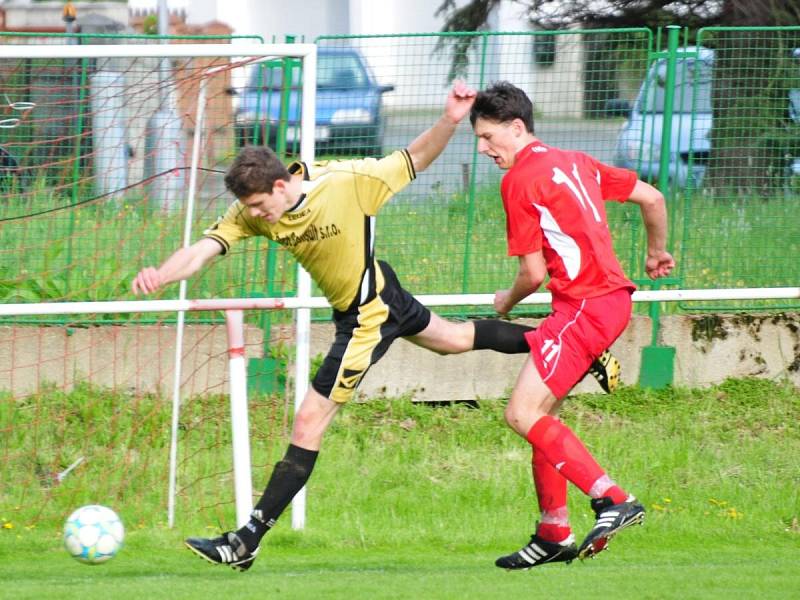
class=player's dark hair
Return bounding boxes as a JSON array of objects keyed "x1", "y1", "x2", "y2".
[
  {"x1": 224, "y1": 146, "x2": 291, "y2": 198},
  {"x1": 470, "y1": 81, "x2": 535, "y2": 134}
]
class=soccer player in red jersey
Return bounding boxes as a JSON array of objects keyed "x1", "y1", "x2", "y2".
[{"x1": 470, "y1": 82, "x2": 675, "y2": 569}]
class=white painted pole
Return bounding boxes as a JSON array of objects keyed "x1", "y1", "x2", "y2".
[
  {"x1": 290, "y1": 279, "x2": 310, "y2": 530},
  {"x1": 290, "y1": 45, "x2": 318, "y2": 532},
  {"x1": 166, "y1": 301, "x2": 187, "y2": 530},
  {"x1": 225, "y1": 310, "x2": 254, "y2": 528},
  {"x1": 167, "y1": 77, "x2": 208, "y2": 528}
]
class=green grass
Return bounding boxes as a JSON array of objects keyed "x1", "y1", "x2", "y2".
[
  {"x1": 6, "y1": 537, "x2": 799, "y2": 600},
  {"x1": 2, "y1": 378, "x2": 799, "y2": 598}
]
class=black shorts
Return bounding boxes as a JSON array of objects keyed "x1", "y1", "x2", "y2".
[{"x1": 311, "y1": 261, "x2": 431, "y2": 403}]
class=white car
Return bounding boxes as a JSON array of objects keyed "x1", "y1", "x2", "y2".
[{"x1": 612, "y1": 46, "x2": 714, "y2": 188}]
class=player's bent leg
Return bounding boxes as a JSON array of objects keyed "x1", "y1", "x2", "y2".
[
  {"x1": 409, "y1": 314, "x2": 537, "y2": 356},
  {"x1": 504, "y1": 357, "x2": 561, "y2": 438},
  {"x1": 406, "y1": 312, "x2": 475, "y2": 354},
  {"x1": 185, "y1": 388, "x2": 337, "y2": 572}
]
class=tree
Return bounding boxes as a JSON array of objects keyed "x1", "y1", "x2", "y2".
[
  {"x1": 436, "y1": 1, "x2": 800, "y2": 37},
  {"x1": 436, "y1": 0, "x2": 723, "y2": 32},
  {"x1": 436, "y1": 0, "x2": 800, "y2": 193}
]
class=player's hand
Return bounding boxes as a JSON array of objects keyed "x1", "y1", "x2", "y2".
[
  {"x1": 645, "y1": 250, "x2": 676, "y2": 280},
  {"x1": 444, "y1": 80, "x2": 477, "y2": 124},
  {"x1": 132, "y1": 267, "x2": 164, "y2": 295},
  {"x1": 494, "y1": 289, "x2": 515, "y2": 316}
]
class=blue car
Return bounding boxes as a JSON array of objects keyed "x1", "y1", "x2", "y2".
[{"x1": 233, "y1": 46, "x2": 394, "y2": 155}]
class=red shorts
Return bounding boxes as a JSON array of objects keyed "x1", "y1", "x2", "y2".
[{"x1": 524, "y1": 288, "x2": 632, "y2": 399}]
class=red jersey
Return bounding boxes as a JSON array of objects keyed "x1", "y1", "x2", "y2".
[{"x1": 501, "y1": 141, "x2": 638, "y2": 300}]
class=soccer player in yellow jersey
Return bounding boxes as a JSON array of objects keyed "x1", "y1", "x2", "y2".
[{"x1": 131, "y1": 82, "x2": 618, "y2": 571}]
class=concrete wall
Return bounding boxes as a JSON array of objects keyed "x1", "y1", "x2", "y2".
[
  {"x1": 2, "y1": 313, "x2": 798, "y2": 399},
  {"x1": 0, "y1": 323, "x2": 263, "y2": 398},
  {"x1": 334, "y1": 313, "x2": 800, "y2": 400}
]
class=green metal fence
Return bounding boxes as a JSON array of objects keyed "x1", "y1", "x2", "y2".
[
  {"x1": 315, "y1": 28, "x2": 799, "y2": 313},
  {"x1": 0, "y1": 31, "x2": 289, "y2": 323},
  {"x1": 0, "y1": 28, "x2": 797, "y2": 319},
  {"x1": 312, "y1": 29, "x2": 651, "y2": 315},
  {"x1": 680, "y1": 26, "x2": 800, "y2": 311}
]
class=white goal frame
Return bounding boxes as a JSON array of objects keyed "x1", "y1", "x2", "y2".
[{"x1": 0, "y1": 42, "x2": 318, "y2": 530}]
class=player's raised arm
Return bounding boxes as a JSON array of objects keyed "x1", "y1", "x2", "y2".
[
  {"x1": 406, "y1": 80, "x2": 476, "y2": 173},
  {"x1": 131, "y1": 237, "x2": 223, "y2": 295},
  {"x1": 625, "y1": 180, "x2": 675, "y2": 280}
]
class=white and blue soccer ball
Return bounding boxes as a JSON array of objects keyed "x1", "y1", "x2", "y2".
[{"x1": 63, "y1": 504, "x2": 125, "y2": 564}]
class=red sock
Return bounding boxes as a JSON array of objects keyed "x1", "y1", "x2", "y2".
[
  {"x1": 527, "y1": 416, "x2": 627, "y2": 504},
  {"x1": 532, "y1": 449, "x2": 571, "y2": 542}
]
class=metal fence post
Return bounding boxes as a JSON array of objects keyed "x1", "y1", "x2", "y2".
[{"x1": 640, "y1": 25, "x2": 680, "y2": 389}]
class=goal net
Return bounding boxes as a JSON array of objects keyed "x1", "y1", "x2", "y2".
[{"x1": 0, "y1": 42, "x2": 317, "y2": 531}]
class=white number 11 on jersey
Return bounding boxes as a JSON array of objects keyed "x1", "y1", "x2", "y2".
[{"x1": 551, "y1": 164, "x2": 602, "y2": 223}]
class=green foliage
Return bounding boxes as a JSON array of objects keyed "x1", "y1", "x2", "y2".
[
  {"x1": 142, "y1": 14, "x2": 158, "y2": 36},
  {"x1": 0, "y1": 192, "x2": 291, "y2": 322}
]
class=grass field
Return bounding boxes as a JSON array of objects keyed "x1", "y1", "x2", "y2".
[{"x1": 3, "y1": 378, "x2": 799, "y2": 599}]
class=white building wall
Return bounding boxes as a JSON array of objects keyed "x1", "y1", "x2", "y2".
[
  {"x1": 490, "y1": 1, "x2": 584, "y2": 119},
  {"x1": 178, "y1": 0, "x2": 583, "y2": 116},
  {"x1": 184, "y1": 0, "x2": 349, "y2": 43},
  {"x1": 349, "y1": 0, "x2": 440, "y2": 34},
  {"x1": 4, "y1": 1, "x2": 129, "y2": 29}
]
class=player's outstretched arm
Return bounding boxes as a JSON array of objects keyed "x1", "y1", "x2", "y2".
[
  {"x1": 626, "y1": 180, "x2": 675, "y2": 280},
  {"x1": 132, "y1": 238, "x2": 223, "y2": 295},
  {"x1": 407, "y1": 80, "x2": 476, "y2": 173}
]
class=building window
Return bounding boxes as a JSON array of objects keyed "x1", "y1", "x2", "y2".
[{"x1": 533, "y1": 36, "x2": 556, "y2": 67}]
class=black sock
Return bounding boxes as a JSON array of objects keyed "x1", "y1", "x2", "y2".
[
  {"x1": 473, "y1": 319, "x2": 534, "y2": 354},
  {"x1": 235, "y1": 444, "x2": 318, "y2": 550}
]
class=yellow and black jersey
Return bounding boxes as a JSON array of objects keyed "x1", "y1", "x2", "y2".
[{"x1": 203, "y1": 149, "x2": 416, "y2": 312}]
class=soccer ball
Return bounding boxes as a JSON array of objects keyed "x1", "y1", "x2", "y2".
[{"x1": 63, "y1": 504, "x2": 124, "y2": 564}]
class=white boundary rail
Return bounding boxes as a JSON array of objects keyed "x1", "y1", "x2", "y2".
[{"x1": 1, "y1": 288, "x2": 798, "y2": 317}]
